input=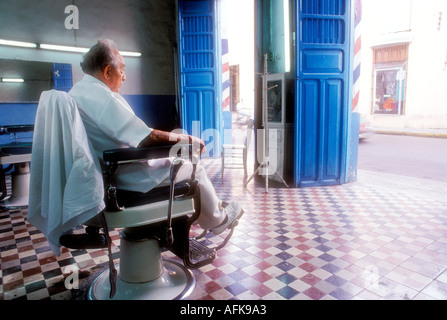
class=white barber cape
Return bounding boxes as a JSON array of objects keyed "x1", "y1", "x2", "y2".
[{"x1": 28, "y1": 90, "x2": 105, "y2": 255}]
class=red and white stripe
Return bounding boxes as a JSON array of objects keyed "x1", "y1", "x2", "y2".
[
  {"x1": 352, "y1": 0, "x2": 362, "y2": 112},
  {"x1": 222, "y1": 38, "x2": 230, "y2": 110}
]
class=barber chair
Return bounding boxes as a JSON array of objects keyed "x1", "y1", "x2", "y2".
[
  {"x1": 74, "y1": 146, "x2": 231, "y2": 300},
  {"x1": 0, "y1": 125, "x2": 34, "y2": 208},
  {"x1": 29, "y1": 90, "x2": 239, "y2": 300}
]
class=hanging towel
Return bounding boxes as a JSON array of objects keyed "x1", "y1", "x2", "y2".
[{"x1": 28, "y1": 90, "x2": 105, "y2": 255}]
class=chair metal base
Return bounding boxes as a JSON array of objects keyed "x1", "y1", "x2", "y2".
[
  {"x1": 87, "y1": 259, "x2": 195, "y2": 300},
  {"x1": 0, "y1": 195, "x2": 29, "y2": 209}
]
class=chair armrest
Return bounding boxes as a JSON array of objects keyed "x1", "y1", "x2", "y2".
[
  {"x1": 103, "y1": 144, "x2": 192, "y2": 165},
  {"x1": 102, "y1": 144, "x2": 194, "y2": 212}
]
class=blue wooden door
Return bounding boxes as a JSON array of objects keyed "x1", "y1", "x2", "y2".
[
  {"x1": 294, "y1": 0, "x2": 351, "y2": 187},
  {"x1": 178, "y1": 0, "x2": 222, "y2": 157}
]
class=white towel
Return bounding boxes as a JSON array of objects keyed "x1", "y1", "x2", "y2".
[{"x1": 28, "y1": 90, "x2": 105, "y2": 255}]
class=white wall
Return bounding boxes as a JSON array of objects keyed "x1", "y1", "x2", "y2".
[{"x1": 405, "y1": 0, "x2": 447, "y2": 128}]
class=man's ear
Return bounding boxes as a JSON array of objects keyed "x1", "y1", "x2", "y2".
[{"x1": 103, "y1": 65, "x2": 111, "y2": 80}]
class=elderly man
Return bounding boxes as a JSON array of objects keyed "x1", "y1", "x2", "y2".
[{"x1": 69, "y1": 39, "x2": 243, "y2": 235}]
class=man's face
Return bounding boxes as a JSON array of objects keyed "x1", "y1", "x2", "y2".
[{"x1": 107, "y1": 53, "x2": 126, "y2": 93}]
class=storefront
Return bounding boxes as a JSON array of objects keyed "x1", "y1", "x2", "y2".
[{"x1": 372, "y1": 44, "x2": 408, "y2": 115}]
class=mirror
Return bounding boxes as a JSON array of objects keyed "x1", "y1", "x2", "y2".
[{"x1": 0, "y1": 59, "x2": 54, "y2": 102}]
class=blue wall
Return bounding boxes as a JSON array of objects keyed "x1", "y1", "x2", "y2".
[
  {"x1": 0, "y1": 103, "x2": 37, "y2": 145},
  {"x1": 122, "y1": 94, "x2": 179, "y2": 132},
  {"x1": 0, "y1": 95, "x2": 179, "y2": 146}
]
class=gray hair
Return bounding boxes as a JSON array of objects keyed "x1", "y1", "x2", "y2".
[{"x1": 80, "y1": 39, "x2": 121, "y2": 75}]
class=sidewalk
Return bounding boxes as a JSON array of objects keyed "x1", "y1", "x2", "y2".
[{"x1": 374, "y1": 127, "x2": 447, "y2": 139}]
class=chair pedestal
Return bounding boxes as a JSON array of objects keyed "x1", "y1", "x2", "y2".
[
  {"x1": 87, "y1": 229, "x2": 195, "y2": 300},
  {"x1": 0, "y1": 161, "x2": 30, "y2": 209}
]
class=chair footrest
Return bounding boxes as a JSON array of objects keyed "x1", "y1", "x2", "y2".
[
  {"x1": 188, "y1": 238, "x2": 216, "y2": 267},
  {"x1": 60, "y1": 234, "x2": 108, "y2": 249}
]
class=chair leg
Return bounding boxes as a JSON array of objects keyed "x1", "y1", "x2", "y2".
[
  {"x1": 221, "y1": 151, "x2": 224, "y2": 179},
  {"x1": 243, "y1": 150, "x2": 247, "y2": 177}
]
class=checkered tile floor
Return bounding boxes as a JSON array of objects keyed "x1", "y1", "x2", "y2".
[{"x1": 1, "y1": 158, "x2": 447, "y2": 300}]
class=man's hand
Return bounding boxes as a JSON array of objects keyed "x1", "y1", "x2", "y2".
[
  {"x1": 138, "y1": 129, "x2": 206, "y2": 155},
  {"x1": 177, "y1": 134, "x2": 206, "y2": 155}
]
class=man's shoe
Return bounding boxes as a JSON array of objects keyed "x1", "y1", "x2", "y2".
[{"x1": 211, "y1": 201, "x2": 244, "y2": 235}]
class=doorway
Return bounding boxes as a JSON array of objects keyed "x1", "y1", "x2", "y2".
[{"x1": 219, "y1": 0, "x2": 255, "y2": 171}]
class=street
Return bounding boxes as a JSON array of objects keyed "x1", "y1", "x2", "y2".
[{"x1": 357, "y1": 133, "x2": 447, "y2": 183}]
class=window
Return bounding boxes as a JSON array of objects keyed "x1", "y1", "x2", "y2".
[{"x1": 372, "y1": 44, "x2": 408, "y2": 115}]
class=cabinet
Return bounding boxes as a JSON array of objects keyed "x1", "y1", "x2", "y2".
[{"x1": 261, "y1": 73, "x2": 294, "y2": 183}]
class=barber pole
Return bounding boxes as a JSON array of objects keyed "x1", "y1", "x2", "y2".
[
  {"x1": 222, "y1": 38, "x2": 230, "y2": 110},
  {"x1": 352, "y1": 0, "x2": 362, "y2": 112}
]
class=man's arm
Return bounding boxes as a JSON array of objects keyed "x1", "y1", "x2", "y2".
[{"x1": 138, "y1": 129, "x2": 206, "y2": 154}]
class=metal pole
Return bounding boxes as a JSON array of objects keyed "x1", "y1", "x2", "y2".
[{"x1": 263, "y1": 54, "x2": 269, "y2": 193}]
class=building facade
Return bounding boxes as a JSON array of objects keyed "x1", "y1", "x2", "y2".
[{"x1": 358, "y1": 0, "x2": 447, "y2": 129}]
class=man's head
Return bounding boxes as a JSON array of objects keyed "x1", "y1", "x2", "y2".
[{"x1": 80, "y1": 39, "x2": 126, "y2": 92}]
